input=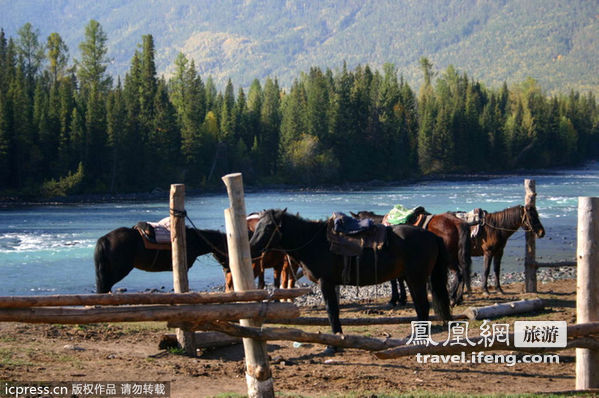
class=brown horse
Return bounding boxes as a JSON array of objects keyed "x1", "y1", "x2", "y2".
[
  {"x1": 352, "y1": 210, "x2": 471, "y2": 306},
  {"x1": 468, "y1": 204, "x2": 545, "y2": 295}
]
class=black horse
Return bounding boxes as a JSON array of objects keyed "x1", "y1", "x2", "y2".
[
  {"x1": 94, "y1": 227, "x2": 229, "y2": 293},
  {"x1": 249, "y1": 209, "x2": 451, "y2": 352},
  {"x1": 352, "y1": 210, "x2": 471, "y2": 307},
  {"x1": 470, "y1": 204, "x2": 545, "y2": 295}
]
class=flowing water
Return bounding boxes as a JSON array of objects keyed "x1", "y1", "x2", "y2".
[{"x1": 1, "y1": 162, "x2": 598, "y2": 296}]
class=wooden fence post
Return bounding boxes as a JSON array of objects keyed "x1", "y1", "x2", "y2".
[
  {"x1": 524, "y1": 179, "x2": 537, "y2": 293},
  {"x1": 170, "y1": 184, "x2": 195, "y2": 357},
  {"x1": 576, "y1": 197, "x2": 599, "y2": 390},
  {"x1": 222, "y1": 173, "x2": 275, "y2": 398}
]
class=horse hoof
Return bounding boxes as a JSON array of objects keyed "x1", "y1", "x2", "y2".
[
  {"x1": 398, "y1": 300, "x2": 407, "y2": 306},
  {"x1": 482, "y1": 290, "x2": 490, "y2": 297},
  {"x1": 387, "y1": 301, "x2": 397, "y2": 308},
  {"x1": 497, "y1": 287, "x2": 506, "y2": 295}
]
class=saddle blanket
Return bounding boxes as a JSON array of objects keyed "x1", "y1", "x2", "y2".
[
  {"x1": 385, "y1": 204, "x2": 427, "y2": 225},
  {"x1": 453, "y1": 208, "x2": 485, "y2": 237},
  {"x1": 332, "y1": 212, "x2": 374, "y2": 235},
  {"x1": 134, "y1": 217, "x2": 172, "y2": 250},
  {"x1": 327, "y1": 212, "x2": 387, "y2": 257}
]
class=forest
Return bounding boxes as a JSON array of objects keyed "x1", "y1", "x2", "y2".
[{"x1": 0, "y1": 21, "x2": 598, "y2": 197}]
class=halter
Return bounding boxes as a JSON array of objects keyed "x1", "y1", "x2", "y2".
[{"x1": 258, "y1": 210, "x2": 284, "y2": 253}]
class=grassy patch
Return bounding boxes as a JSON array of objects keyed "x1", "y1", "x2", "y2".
[{"x1": 0, "y1": 348, "x2": 34, "y2": 367}]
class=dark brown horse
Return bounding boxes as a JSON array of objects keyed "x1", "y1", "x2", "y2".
[
  {"x1": 352, "y1": 210, "x2": 471, "y2": 306},
  {"x1": 246, "y1": 214, "x2": 302, "y2": 290},
  {"x1": 468, "y1": 204, "x2": 545, "y2": 295},
  {"x1": 249, "y1": 209, "x2": 451, "y2": 354},
  {"x1": 94, "y1": 227, "x2": 229, "y2": 293}
]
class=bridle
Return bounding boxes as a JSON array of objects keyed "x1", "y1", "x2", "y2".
[
  {"x1": 254, "y1": 210, "x2": 326, "y2": 254},
  {"x1": 483, "y1": 205, "x2": 535, "y2": 233}
]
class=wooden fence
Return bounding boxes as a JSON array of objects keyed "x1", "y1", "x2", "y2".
[{"x1": 0, "y1": 178, "x2": 597, "y2": 395}]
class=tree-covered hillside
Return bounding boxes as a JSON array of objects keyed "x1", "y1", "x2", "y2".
[
  {"x1": 0, "y1": 22, "x2": 597, "y2": 197},
  {"x1": 0, "y1": 0, "x2": 597, "y2": 94}
]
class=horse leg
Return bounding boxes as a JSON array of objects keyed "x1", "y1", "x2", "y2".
[
  {"x1": 398, "y1": 279, "x2": 407, "y2": 306},
  {"x1": 482, "y1": 253, "x2": 493, "y2": 296},
  {"x1": 273, "y1": 264, "x2": 282, "y2": 289},
  {"x1": 320, "y1": 278, "x2": 342, "y2": 354},
  {"x1": 388, "y1": 279, "x2": 399, "y2": 306},
  {"x1": 449, "y1": 267, "x2": 464, "y2": 306},
  {"x1": 493, "y1": 249, "x2": 505, "y2": 294},
  {"x1": 405, "y1": 276, "x2": 430, "y2": 321},
  {"x1": 252, "y1": 259, "x2": 265, "y2": 289},
  {"x1": 224, "y1": 270, "x2": 234, "y2": 292}
]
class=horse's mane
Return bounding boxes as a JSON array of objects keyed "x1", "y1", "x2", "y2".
[{"x1": 486, "y1": 205, "x2": 523, "y2": 228}]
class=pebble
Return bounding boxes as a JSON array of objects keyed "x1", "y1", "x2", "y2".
[
  {"x1": 290, "y1": 266, "x2": 577, "y2": 307},
  {"x1": 63, "y1": 344, "x2": 85, "y2": 351}
]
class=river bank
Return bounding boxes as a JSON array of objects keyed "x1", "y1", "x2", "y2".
[
  {"x1": 3, "y1": 161, "x2": 591, "y2": 207},
  {"x1": 0, "y1": 277, "x2": 582, "y2": 397}
]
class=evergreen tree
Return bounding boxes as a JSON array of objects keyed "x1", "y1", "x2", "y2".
[
  {"x1": 76, "y1": 20, "x2": 112, "y2": 94},
  {"x1": 16, "y1": 23, "x2": 44, "y2": 84},
  {"x1": 46, "y1": 32, "x2": 69, "y2": 84},
  {"x1": 259, "y1": 77, "x2": 281, "y2": 176}
]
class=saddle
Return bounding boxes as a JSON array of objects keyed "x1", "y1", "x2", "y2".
[
  {"x1": 383, "y1": 205, "x2": 431, "y2": 229},
  {"x1": 453, "y1": 208, "x2": 485, "y2": 238},
  {"x1": 133, "y1": 217, "x2": 172, "y2": 250},
  {"x1": 326, "y1": 212, "x2": 387, "y2": 257}
]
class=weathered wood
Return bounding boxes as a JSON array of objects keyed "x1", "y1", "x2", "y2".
[
  {"x1": 160, "y1": 331, "x2": 242, "y2": 350},
  {"x1": 223, "y1": 173, "x2": 274, "y2": 398},
  {"x1": 197, "y1": 321, "x2": 407, "y2": 352},
  {"x1": 0, "y1": 288, "x2": 311, "y2": 309},
  {"x1": 535, "y1": 261, "x2": 577, "y2": 268},
  {"x1": 0, "y1": 302, "x2": 299, "y2": 324},
  {"x1": 524, "y1": 179, "x2": 537, "y2": 293},
  {"x1": 463, "y1": 299, "x2": 544, "y2": 320},
  {"x1": 375, "y1": 322, "x2": 599, "y2": 359},
  {"x1": 262, "y1": 313, "x2": 469, "y2": 326},
  {"x1": 576, "y1": 197, "x2": 599, "y2": 390},
  {"x1": 169, "y1": 313, "x2": 469, "y2": 330},
  {"x1": 170, "y1": 183, "x2": 195, "y2": 356}
]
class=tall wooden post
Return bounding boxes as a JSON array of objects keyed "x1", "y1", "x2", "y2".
[
  {"x1": 222, "y1": 173, "x2": 274, "y2": 398},
  {"x1": 524, "y1": 179, "x2": 537, "y2": 293},
  {"x1": 576, "y1": 197, "x2": 599, "y2": 390},
  {"x1": 170, "y1": 184, "x2": 195, "y2": 356}
]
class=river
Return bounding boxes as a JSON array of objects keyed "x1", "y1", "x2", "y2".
[{"x1": 1, "y1": 163, "x2": 597, "y2": 296}]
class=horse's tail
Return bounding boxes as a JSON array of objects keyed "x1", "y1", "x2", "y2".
[
  {"x1": 457, "y1": 221, "x2": 472, "y2": 291},
  {"x1": 430, "y1": 236, "x2": 452, "y2": 322},
  {"x1": 94, "y1": 235, "x2": 112, "y2": 293}
]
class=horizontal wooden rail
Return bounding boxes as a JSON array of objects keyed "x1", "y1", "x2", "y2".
[
  {"x1": 0, "y1": 302, "x2": 299, "y2": 324},
  {"x1": 375, "y1": 322, "x2": 599, "y2": 359},
  {"x1": 0, "y1": 288, "x2": 311, "y2": 308},
  {"x1": 170, "y1": 313, "x2": 469, "y2": 329},
  {"x1": 197, "y1": 320, "x2": 408, "y2": 352}
]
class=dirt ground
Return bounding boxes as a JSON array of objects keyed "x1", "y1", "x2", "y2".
[{"x1": 0, "y1": 279, "x2": 591, "y2": 397}]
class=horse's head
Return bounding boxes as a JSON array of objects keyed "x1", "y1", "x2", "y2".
[
  {"x1": 249, "y1": 208, "x2": 287, "y2": 256},
  {"x1": 523, "y1": 204, "x2": 545, "y2": 238}
]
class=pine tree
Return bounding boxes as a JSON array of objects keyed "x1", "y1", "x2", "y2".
[
  {"x1": 259, "y1": 77, "x2": 281, "y2": 176},
  {"x1": 46, "y1": 32, "x2": 69, "y2": 84},
  {"x1": 76, "y1": 20, "x2": 112, "y2": 95},
  {"x1": 16, "y1": 23, "x2": 44, "y2": 84}
]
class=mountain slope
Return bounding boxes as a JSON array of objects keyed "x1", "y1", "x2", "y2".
[{"x1": 0, "y1": 0, "x2": 597, "y2": 93}]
